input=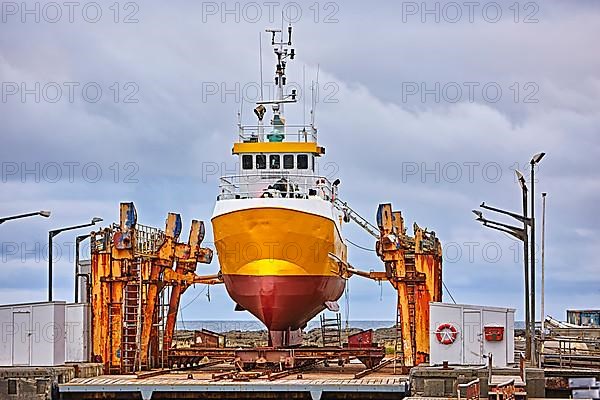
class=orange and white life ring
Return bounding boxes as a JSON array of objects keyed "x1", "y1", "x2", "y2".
[{"x1": 436, "y1": 323, "x2": 458, "y2": 345}]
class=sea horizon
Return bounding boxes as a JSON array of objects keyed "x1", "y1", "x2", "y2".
[{"x1": 177, "y1": 320, "x2": 528, "y2": 332}]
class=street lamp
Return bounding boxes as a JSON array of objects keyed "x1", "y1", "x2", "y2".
[
  {"x1": 540, "y1": 192, "x2": 548, "y2": 334},
  {"x1": 529, "y1": 152, "x2": 545, "y2": 365},
  {"x1": 514, "y1": 171, "x2": 530, "y2": 319},
  {"x1": 516, "y1": 168, "x2": 533, "y2": 364},
  {"x1": 472, "y1": 208, "x2": 526, "y2": 239},
  {"x1": 0, "y1": 210, "x2": 51, "y2": 224},
  {"x1": 74, "y1": 234, "x2": 90, "y2": 303},
  {"x1": 474, "y1": 171, "x2": 533, "y2": 361},
  {"x1": 48, "y1": 217, "x2": 103, "y2": 302},
  {"x1": 540, "y1": 192, "x2": 547, "y2": 345}
]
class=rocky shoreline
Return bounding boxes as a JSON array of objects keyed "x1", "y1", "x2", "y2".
[{"x1": 175, "y1": 326, "x2": 399, "y2": 353}]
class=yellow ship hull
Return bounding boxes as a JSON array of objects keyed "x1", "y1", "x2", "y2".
[{"x1": 212, "y1": 206, "x2": 346, "y2": 331}]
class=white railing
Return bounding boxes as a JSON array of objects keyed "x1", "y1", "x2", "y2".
[
  {"x1": 218, "y1": 173, "x2": 335, "y2": 201},
  {"x1": 238, "y1": 125, "x2": 318, "y2": 143}
]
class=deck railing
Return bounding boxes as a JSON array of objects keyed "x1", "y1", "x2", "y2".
[
  {"x1": 490, "y1": 379, "x2": 516, "y2": 400},
  {"x1": 238, "y1": 125, "x2": 317, "y2": 143},
  {"x1": 218, "y1": 173, "x2": 335, "y2": 201},
  {"x1": 457, "y1": 378, "x2": 480, "y2": 400}
]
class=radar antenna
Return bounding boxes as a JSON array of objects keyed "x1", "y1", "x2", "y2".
[
  {"x1": 251, "y1": 24, "x2": 308, "y2": 143},
  {"x1": 261, "y1": 24, "x2": 297, "y2": 114}
]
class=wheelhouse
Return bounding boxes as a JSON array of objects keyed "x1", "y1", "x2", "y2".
[{"x1": 216, "y1": 23, "x2": 337, "y2": 203}]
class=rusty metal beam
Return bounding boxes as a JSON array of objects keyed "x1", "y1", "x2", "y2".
[
  {"x1": 169, "y1": 346, "x2": 384, "y2": 371},
  {"x1": 90, "y1": 202, "x2": 217, "y2": 374},
  {"x1": 348, "y1": 203, "x2": 443, "y2": 369},
  {"x1": 354, "y1": 356, "x2": 400, "y2": 379}
]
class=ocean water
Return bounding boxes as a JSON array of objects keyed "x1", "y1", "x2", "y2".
[{"x1": 177, "y1": 320, "x2": 528, "y2": 332}]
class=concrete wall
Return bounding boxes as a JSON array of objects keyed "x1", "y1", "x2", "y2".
[
  {"x1": 410, "y1": 365, "x2": 545, "y2": 398},
  {"x1": 0, "y1": 363, "x2": 102, "y2": 400}
]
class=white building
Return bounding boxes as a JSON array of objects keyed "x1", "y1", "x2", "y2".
[
  {"x1": 429, "y1": 302, "x2": 515, "y2": 367},
  {"x1": 0, "y1": 301, "x2": 89, "y2": 366}
]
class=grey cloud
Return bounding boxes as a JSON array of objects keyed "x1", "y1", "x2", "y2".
[{"x1": 1, "y1": 0, "x2": 599, "y2": 321}]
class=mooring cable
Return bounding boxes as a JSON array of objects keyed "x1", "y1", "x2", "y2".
[{"x1": 346, "y1": 238, "x2": 376, "y2": 252}]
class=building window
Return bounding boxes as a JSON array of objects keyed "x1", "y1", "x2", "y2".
[
  {"x1": 269, "y1": 155, "x2": 280, "y2": 169},
  {"x1": 283, "y1": 154, "x2": 294, "y2": 169},
  {"x1": 242, "y1": 155, "x2": 253, "y2": 170},
  {"x1": 8, "y1": 380, "x2": 17, "y2": 395},
  {"x1": 297, "y1": 154, "x2": 308, "y2": 169},
  {"x1": 36, "y1": 380, "x2": 47, "y2": 395},
  {"x1": 256, "y1": 155, "x2": 266, "y2": 169}
]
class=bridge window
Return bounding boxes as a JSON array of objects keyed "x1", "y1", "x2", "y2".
[
  {"x1": 269, "y1": 155, "x2": 280, "y2": 169},
  {"x1": 297, "y1": 154, "x2": 308, "y2": 169},
  {"x1": 283, "y1": 154, "x2": 294, "y2": 169},
  {"x1": 242, "y1": 155, "x2": 253, "y2": 170},
  {"x1": 256, "y1": 154, "x2": 266, "y2": 169}
]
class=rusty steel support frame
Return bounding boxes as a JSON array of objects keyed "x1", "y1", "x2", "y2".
[
  {"x1": 169, "y1": 346, "x2": 385, "y2": 371},
  {"x1": 90, "y1": 202, "x2": 222, "y2": 374},
  {"x1": 349, "y1": 203, "x2": 442, "y2": 369},
  {"x1": 376, "y1": 203, "x2": 443, "y2": 368}
]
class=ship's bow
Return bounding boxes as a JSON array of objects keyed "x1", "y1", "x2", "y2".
[{"x1": 212, "y1": 201, "x2": 346, "y2": 346}]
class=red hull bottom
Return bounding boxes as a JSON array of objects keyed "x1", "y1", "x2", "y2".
[{"x1": 223, "y1": 274, "x2": 346, "y2": 334}]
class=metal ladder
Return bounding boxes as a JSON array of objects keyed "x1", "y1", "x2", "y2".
[
  {"x1": 320, "y1": 313, "x2": 342, "y2": 347},
  {"x1": 156, "y1": 286, "x2": 171, "y2": 369},
  {"x1": 394, "y1": 295, "x2": 405, "y2": 368},
  {"x1": 121, "y1": 260, "x2": 142, "y2": 373},
  {"x1": 107, "y1": 302, "x2": 122, "y2": 374},
  {"x1": 394, "y1": 250, "x2": 417, "y2": 371},
  {"x1": 404, "y1": 251, "x2": 417, "y2": 361}
]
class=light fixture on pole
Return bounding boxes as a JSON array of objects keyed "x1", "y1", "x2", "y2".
[
  {"x1": 529, "y1": 152, "x2": 545, "y2": 366},
  {"x1": 48, "y1": 217, "x2": 103, "y2": 302},
  {"x1": 74, "y1": 234, "x2": 91, "y2": 303},
  {"x1": 540, "y1": 192, "x2": 547, "y2": 344},
  {"x1": 0, "y1": 210, "x2": 51, "y2": 224},
  {"x1": 516, "y1": 169, "x2": 532, "y2": 363},
  {"x1": 473, "y1": 171, "x2": 532, "y2": 362}
]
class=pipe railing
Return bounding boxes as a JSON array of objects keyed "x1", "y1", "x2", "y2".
[
  {"x1": 217, "y1": 174, "x2": 336, "y2": 201},
  {"x1": 238, "y1": 125, "x2": 317, "y2": 142}
]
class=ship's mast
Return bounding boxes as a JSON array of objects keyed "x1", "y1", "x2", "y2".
[
  {"x1": 256, "y1": 24, "x2": 297, "y2": 137},
  {"x1": 252, "y1": 25, "x2": 301, "y2": 143},
  {"x1": 264, "y1": 25, "x2": 296, "y2": 114}
]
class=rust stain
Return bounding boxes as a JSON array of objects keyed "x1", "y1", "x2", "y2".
[
  {"x1": 90, "y1": 202, "x2": 221, "y2": 374},
  {"x1": 373, "y1": 203, "x2": 443, "y2": 368},
  {"x1": 545, "y1": 377, "x2": 569, "y2": 390}
]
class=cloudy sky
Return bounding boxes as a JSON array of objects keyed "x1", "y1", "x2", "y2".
[{"x1": 1, "y1": 0, "x2": 598, "y2": 324}]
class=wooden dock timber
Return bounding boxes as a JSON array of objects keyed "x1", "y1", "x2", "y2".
[{"x1": 59, "y1": 364, "x2": 408, "y2": 400}]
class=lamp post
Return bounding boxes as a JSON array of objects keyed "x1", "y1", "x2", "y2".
[
  {"x1": 515, "y1": 169, "x2": 531, "y2": 362},
  {"x1": 74, "y1": 234, "x2": 90, "y2": 303},
  {"x1": 48, "y1": 217, "x2": 102, "y2": 302},
  {"x1": 474, "y1": 170, "x2": 532, "y2": 361},
  {"x1": 0, "y1": 211, "x2": 51, "y2": 224},
  {"x1": 529, "y1": 152, "x2": 545, "y2": 366},
  {"x1": 540, "y1": 193, "x2": 547, "y2": 343}
]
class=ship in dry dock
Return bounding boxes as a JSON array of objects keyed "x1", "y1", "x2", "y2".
[{"x1": 211, "y1": 25, "x2": 348, "y2": 347}]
